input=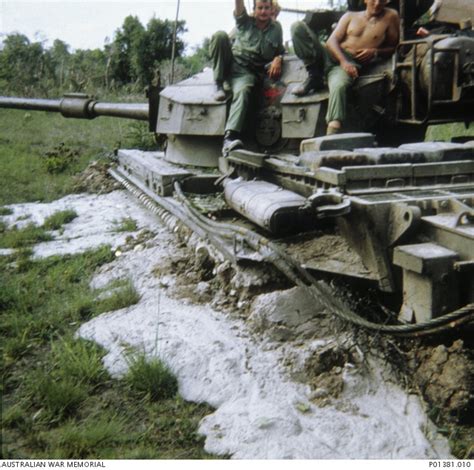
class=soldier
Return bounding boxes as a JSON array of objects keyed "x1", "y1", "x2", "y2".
[
  {"x1": 291, "y1": 0, "x2": 400, "y2": 134},
  {"x1": 210, "y1": 0, "x2": 285, "y2": 153}
]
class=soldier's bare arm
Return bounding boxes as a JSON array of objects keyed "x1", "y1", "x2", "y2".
[
  {"x1": 235, "y1": 0, "x2": 245, "y2": 16},
  {"x1": 383, "y1": 9, "x2": 400, "y2": 52},
  {"x1": 326, "y1": 13, "x2": 359, "y2": 78}
]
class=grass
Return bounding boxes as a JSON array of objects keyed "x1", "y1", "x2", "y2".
[
  {"x1": 0, "y1": 223, "x2": 53, "y2": 248},
  {"x1": 0, "y1": 107, "x2": 215, "y2": 459},
  {"x1": 43, "y1": 209, "x2": 78, "y2": 230},
  {"x1": 0, "y1": 206, "x2": 13, "y2": 215},
  {"x1": 125, "y1": 354, "x2": 178, "y2": 401},
  {"x1": 112, "y1": 217, "x2": 138, "y2": 232},
  {"x1": 0, "y1": 209, "x2": 77, "y2": 248},
  {"x1": 94, "y1": 278, "x2": 141, "y2": 312},
  {"x1": 0, "y1": 108, "x2": 154, "y2": 205},
  {"x1": 1, "y1": 247, "x2": 215, "y2": 459}
]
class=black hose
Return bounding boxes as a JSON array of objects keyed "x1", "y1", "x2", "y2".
[{"x1": 173, "y1": 181, "x2": 474, "y2": 336}]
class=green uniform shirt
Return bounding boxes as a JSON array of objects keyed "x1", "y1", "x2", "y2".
[{"x1": 232, "y1": 10, "x2": 285, "y2": 73}]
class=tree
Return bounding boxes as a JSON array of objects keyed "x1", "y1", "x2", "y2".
[
  {"x1": 68, "y1": 48, "x2": 107, "y2": 91},
  {"x1": 0, "y1": 34, "x2": 47, "y2": 95},
  {"x1": 107, "y1": 15, "x2": 187, "y2": 88},
  {"x1": 181, "y1": 38, "x2": 211, "y2": 77},
  {"x1": 48, "y1": 39, "x2": 71, "y2": 89},
  {"x1": 108, "y1": 15, "x2": 146, "y2": 86}
]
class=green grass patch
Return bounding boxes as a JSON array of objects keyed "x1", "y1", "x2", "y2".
[
  {"x1": 0, "y1": 109, "x2": 133, "y2": 205},
  {"x1": 49, "y1": 337, "x2": 109, "y2": 385},
  {"x1": 0, "y1": 206, "x2": 13, "y2": 215},
  {"x1": 0, "y1": 209, "x2": 77, "y2": 248},
  {"x1": 125, "y1": 354, "x2": 178, "y2": 401},
  {"x1": 37, "y1": 415, "x2": 131, "y2": 459},
  {"x1": 33, "y1": 377, "x2": 90, "y2": 420},
  {"x1": 0, "y1": 223, "x2": 53, "y2": 248},
  {"x1": 94, "y1": 278, "x2": 141, "y2": 313},
  {"x1": 43, "y1": 209, "x2": 78, "y2": 230},
  {"x1": 112, "y1": 217, "x2": 138, "y2": 232},
  {"x1": 1, "y1": 246, "x2": 215, "y2": 458}
]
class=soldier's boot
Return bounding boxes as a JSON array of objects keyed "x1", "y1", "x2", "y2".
[
  {"x1": 222, "y1": 130, "x2": 243, "y2": 155},
  {"x1": 293, "y1": 64, "x2": 324, "y2": 97}
]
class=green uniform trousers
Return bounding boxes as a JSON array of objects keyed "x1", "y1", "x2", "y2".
[
  {"x1": 210, "y1": 31, "x2": 261, "y2": 134},
  {"x1": 291, "y1": 21, "x2": 361, "y2": 124}
]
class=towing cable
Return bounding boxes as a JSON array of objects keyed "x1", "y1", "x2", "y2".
[{"x1": 110, "y1": 167, "x2": 474, "y2": 337}]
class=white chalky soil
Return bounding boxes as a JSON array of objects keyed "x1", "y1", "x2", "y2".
[{"x1": 2, "y1": 190, "x2": 451, "y2": 459}]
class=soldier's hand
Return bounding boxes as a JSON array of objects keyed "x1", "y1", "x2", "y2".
[
  {"x1": 355, "y1": 48, "x2": 377, "y2": 64},
  {"x1": 341, "y1": 60, "x2": 359, "y2": 79},
  {"x1": 268, "y1": 56, "x2": 282, "y2": 80}
]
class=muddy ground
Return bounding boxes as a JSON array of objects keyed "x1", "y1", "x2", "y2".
[
  {"x1": 152, "y1": 228, "x2": 474, "y2": 456},
  {"x1": 83, "y1": 160, "x2": 474, "y2": 458}
]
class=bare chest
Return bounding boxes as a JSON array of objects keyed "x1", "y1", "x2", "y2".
[{"x1": 346, "y1": 15, "x2": 389, "y2": 43}]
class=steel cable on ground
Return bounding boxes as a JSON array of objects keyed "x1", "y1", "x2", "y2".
[
  {"x1": 173, "y1": 182, "x2": 474, "y2": 336},
  {"x1": 109, "y1": 168, "x2": 235, "y2": 263},
  {"x1": 107, "y1": 172, "x2": 474, "y2": 336}
]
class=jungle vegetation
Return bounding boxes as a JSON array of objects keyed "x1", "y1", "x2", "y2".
[{"x1": 0, "y1": 15, "x2": 211, "y2": 97}]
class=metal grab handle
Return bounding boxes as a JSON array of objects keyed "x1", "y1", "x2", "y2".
[
  {"x1": 185, "y1": 108, "x2": 208, "y2": 121},
  {"x1": 455, "y1": 211, "x2": 474, "y2": 227}
]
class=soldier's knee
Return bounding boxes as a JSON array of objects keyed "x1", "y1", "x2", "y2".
[
  {"x1": 329, "y1": 83, "x2": 350, "y2": 96},
  {"x1": 212, "y1": 31, "x2": 230, "y2": 43},
  {"x1": 328, "y1": 73, "x2": 353, "y2": 93},
  {"x1": 212, "y1": 31, "x2": 229, "y2": 41},
  {"x1": 290, "y1": 21, "x2": 307, "y2": 39}
]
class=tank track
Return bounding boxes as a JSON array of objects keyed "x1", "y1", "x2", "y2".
[{"x1": 109, "y1": 166, "x2": 474, "y2": 337}]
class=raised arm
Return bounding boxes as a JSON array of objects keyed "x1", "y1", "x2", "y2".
[
  {"x1": 235, "y1": 0, "x2": 245, "y2": 16},
  {"x1": 326, "y1": 13, "x2": 359, "y2": 78}
]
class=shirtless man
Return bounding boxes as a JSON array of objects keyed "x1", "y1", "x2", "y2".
[{"x1": 291, "y1": 0, "x2": 400, "y2": 134}]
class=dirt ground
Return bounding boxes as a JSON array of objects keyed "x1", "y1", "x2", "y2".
[
  {"x1": 122, "y1": 222, "x2": 474, "y2": 456},
  {"x1": 74, "y1": 163, "x2": 474, "y2": 458}
]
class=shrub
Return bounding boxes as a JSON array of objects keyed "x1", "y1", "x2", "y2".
[{"x1": 42, "y1": 143, "x2": 80, "y2": 174}]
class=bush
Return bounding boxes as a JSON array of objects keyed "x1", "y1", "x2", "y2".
[{"x1": 42, "y1": 143, "x2": 80, "y2": 174}]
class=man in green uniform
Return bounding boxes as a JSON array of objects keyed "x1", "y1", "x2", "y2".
[
  {"x1": 210, "y1": 0, "x2": 285, "y2": 153},
  {"x1": 291, "y1": 0, "x2": 399, "y2": 134}
]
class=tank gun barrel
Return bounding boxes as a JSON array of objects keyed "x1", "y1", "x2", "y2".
[
  {"x1": 0, "y1": 97, "x2": 62, "y2": 113},
  {"x1": 0, "y1": 93, "x2": 149, "y2": 121}
]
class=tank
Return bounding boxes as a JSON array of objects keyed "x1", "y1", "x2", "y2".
[{"x1": 0, "y1": 0, "x2": 473, "y2": 332}]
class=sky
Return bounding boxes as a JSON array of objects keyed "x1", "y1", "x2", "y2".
[{"x1": 0, "y1": 0, "x2": 330, "y2": 54}]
